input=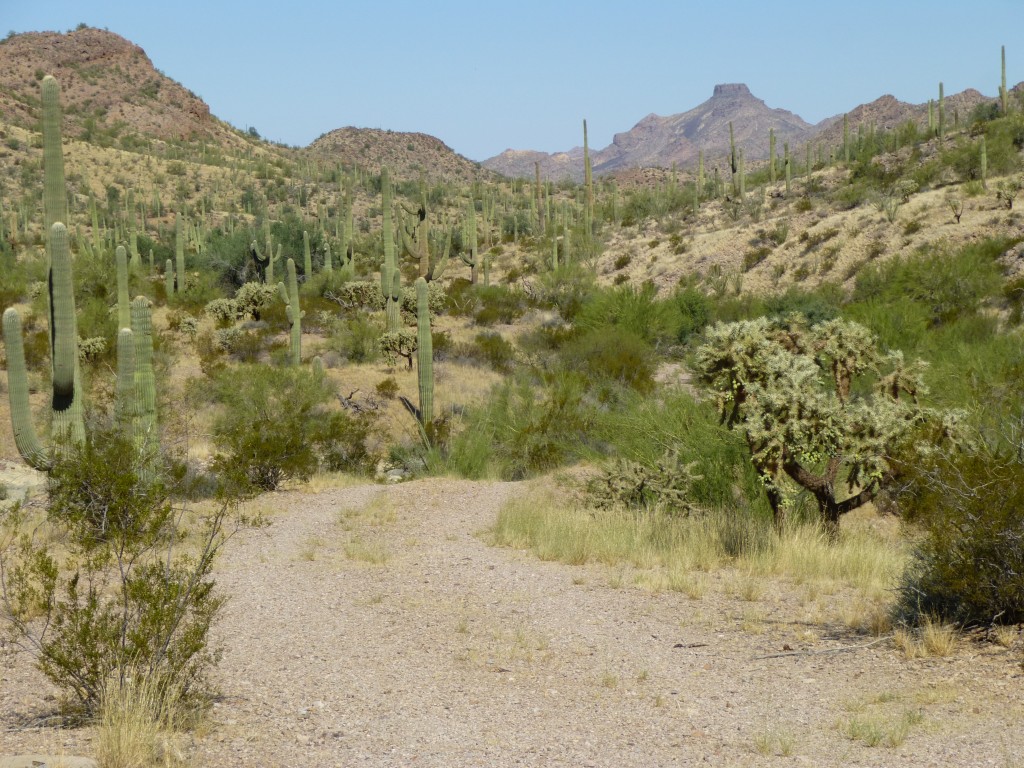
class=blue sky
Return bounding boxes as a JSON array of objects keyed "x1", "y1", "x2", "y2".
[{"x1": 8, "y1": 1, "x2": 1023, "y2": 161}]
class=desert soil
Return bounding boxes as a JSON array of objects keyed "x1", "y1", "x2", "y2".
[{"x1": 2, "y1": 478, "x2": 1022, "y2": 767}]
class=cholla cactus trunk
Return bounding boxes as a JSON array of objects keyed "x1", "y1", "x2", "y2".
[
  {"x1": 535, "y1": 161, "x2": 545, "y2": 233},
  {"x1": 131, "y1": 296, "x2": 157, "y2": 464},
  {"x1": 41, "y1": 76, "x2": 67, "y2": 238},
  {"x1": 116, "y1": 245, "x2": 131, "y2": 330},
  {"x1": 843, "y1": 114, "x2": 850, "y2": 163},
  {"x1": 415, "y1": 277, "x2": 433, "y2": 426},
  {"x1": 303, "y1": 229, "x2": 312, "y2": 278},
  {"x1": 279, "y1": 258, "x2": 302, "y2": 365},
  {"x1": 784, "y1": 143, "x2": 792, "y2": 194},
  {"x1": 175, "y1": 213, "x2": 185, "y2": 294}
]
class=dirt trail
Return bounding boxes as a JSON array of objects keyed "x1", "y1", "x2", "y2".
[{"x1": 3, "y1": 478, "x2": 1023, "y2": 767}]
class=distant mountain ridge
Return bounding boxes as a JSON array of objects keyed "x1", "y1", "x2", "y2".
[{"x1": 483, "y1": 82, "x2": 1004, "y2": 181}]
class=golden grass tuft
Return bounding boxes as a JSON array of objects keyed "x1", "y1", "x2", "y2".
[
  {"x1": 490, "y1": 489, "x2": 907, "y2": 600},
  {"x1": 95, "y1": 675, "x2": 190, "y2": 768}
]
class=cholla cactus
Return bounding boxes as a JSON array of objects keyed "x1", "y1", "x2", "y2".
[{"x1": 694, "y1": 315, "x2": 957, "y2": 533}]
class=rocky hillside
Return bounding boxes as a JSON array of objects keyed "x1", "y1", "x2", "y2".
[
  {"x1": 0, "y1": 27, "x2": 241, "y2": 144},
  {"x1": 307, "y1": 127, "x2": 487, "y2": 184},
  {"x1": 484, "y1": 84, "x2": 814, "y2": 181},
  {"x1": 810, "y1": 88, "x2": 998, "y2": 156},
  {"x1": 0, "y1": 28, "x2": 488, "y2": 185}
]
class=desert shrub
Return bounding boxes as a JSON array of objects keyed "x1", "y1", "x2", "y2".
[
  {"x1": 468, "y1": 331, "x2": 517, "y2": 373},
  {"x1": 742, "y1": 245, "x2": 772, "y2": 271},
  {"x1": 895, "y1": 440, "x2": 1024, "y2": 626},
  {"x1": 234, "y1": 281, "x2": 277, "y2": 320},
  {"x1": 574, "y1": 282, "x2": 676, "y2": 347},
  {"x1": 473, "y1": 285, "x2": 527, "y2": 326},
  {"x1": 0, "y1": 424, "x2": 241, "y2": 715},
  {"x1": 447, "y1": 371, "x2": 595, "y2": 480},
  {"x1": 852, "y1": 238, "x2": 1010, "y2": 326},
  {"x1": 207, "y1": 364, "x2": 374, "y2": 492},
  {"x1": 204, "y1": 297, "x2": 238, "y2": 327},
  {"x1": 670, "y1": 285, "x2": 712, "y2": 343},
  {"x1": 444, "y1": 277, "x2": 478, "y2": 317},
  {"x1": 559, "y1": 326, "x2": 657, "y2": 394},
  {"x1": 586, "y1": 449, "x2": 702, "y2": 513},
  {"x1": 532, "y1": 263, "x2": 596, "y2": 321}
]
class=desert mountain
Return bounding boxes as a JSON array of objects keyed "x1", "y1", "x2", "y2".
[
  {"x1": 811, "y1": 88, "x2": 999, "y2": 153},
  {"x1": 0, "y1": 27, "x2": 239, "y2": 144},
  {"x1": 307, "y1": 127, "x2": 486, "y2": 184},
  {"x1": 484, "y1": 84, "x2": 814, "y2": 181},
  {"x1": 0, "y1": 28, "x2": 484, "y2": 183}
]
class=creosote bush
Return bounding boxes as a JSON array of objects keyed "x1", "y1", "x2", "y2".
[
  {"x1": 0, "y1": 424, "x2": 245, "y2": 717},
  {"x1": 895, "y1": 434, "x2": 1024, "y2": 626},
  {"x1": 205, "y1": 364, "x2": 375, "y2": 492}
]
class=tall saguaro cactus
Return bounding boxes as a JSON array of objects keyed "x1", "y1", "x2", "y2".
[
  {"x1": 131, "y1": 296, "x2": 157, "y2": 464},
  {"x1": 41, "y1": 75, "x2": 67, "y2": 239},
  {"x1": 116, "y1": 245, "x2": 131, "y2": 330},
  {"x1": 415, "y1": 277, "x2": 433, "y2": 427},
  {"x1": 3, "y1": 223, "x2": 85, "y2": 470},
  {"x1": 278, "y1": 258, "x2": 303, "y2": 365},
  {"x1": 174, "y1": 213, "x2": 185, "y2": 294},
  {"x1": 380, "y1": 167, "x2": 401, "y2": 331},
  {"x1": 1002, "y1": 45, "x2": 1008, "y2": 115}
]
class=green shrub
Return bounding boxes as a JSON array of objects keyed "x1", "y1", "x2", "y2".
[
  {"x1": 469, "y1": 331, "x2": 517, "y2": 373},
  {"x1": 559, "y1": 326, "x2": 657, "y2": 394},
  {"x1": 207, "y1": 364, "x2": 375, "y2": 491},
  {"x1": 473, "y1": 285, "x2": 527, "y2": 326},
  {"x1": 895, "y1": 442, "x2": 1024, "y2": 626},
  {"x1": 447, "y1": 372, "x2": 595, "y2": 480},
  {"x1": 852, "y1": 238, "x2": 1010, "y2": 326},
  {"x1": 574, "y1": 283, "x2": 675, "y2": 347},
  {"x1": 0, "y1": 424, "x2": 240, "y2": 715}
]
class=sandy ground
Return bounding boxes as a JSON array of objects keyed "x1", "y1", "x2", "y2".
[{"x1": 2, "y1": 478, "x2": 1023, "y2": 767}]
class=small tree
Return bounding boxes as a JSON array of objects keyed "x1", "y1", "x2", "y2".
[{"x1": 694, "y1": 316, "x2": 962, "y2": 533}]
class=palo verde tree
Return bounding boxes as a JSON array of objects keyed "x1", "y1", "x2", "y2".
[{"x1": 694, "y1": 315, "x2": 963, "y2": 534}]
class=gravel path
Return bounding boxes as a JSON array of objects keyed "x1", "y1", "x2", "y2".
[{"x1": 3, "y1": 478, "x2": 1023, "y2": 766}]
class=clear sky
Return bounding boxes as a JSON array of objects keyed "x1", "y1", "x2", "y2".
[{"x1": 7, "y1": 1, "x2": 1023, "y2": 161}]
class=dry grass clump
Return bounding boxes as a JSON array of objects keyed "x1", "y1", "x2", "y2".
[
  {"x1": 490, "y1": 487, "x2": 906, "y2": 598},
  {"x1": 95, "y1": 674, "x2": 191, "y2": 768}
]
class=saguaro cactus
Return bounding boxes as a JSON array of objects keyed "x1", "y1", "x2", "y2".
[
  {"x1": 460, "y1": 200, "x2": 479, "y2": 283},
  {"x1": 116, "y1": 245, "x2": 131, "y2": 330},
  {"x1": 174, "y1": 213, "x2": 185, "y2": 294},
  {"x1": 3, "y1": 223, "x2": 84, "y2": 470},
  {"x1": 380, "y1": 167, "x2": 402, "y2": 331},
  {"x1": 415, "y1": 277, "x2": 433, "y2": 427},
  {"x1": 278, "y1": 258, "x2": 303, "y2": 365},
  {"x1": 303, "y1": 229, "x2": 312, "y2": 278},
  {"x1": 1002, "y1": 45, "x2": 1008, "y2": 115},
  {"x1": 131, "y1": 296, "x2": 157, "y2": 463},
  {"x1": 41, "y1": 76, "x2": 67, "y2": 238}
]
